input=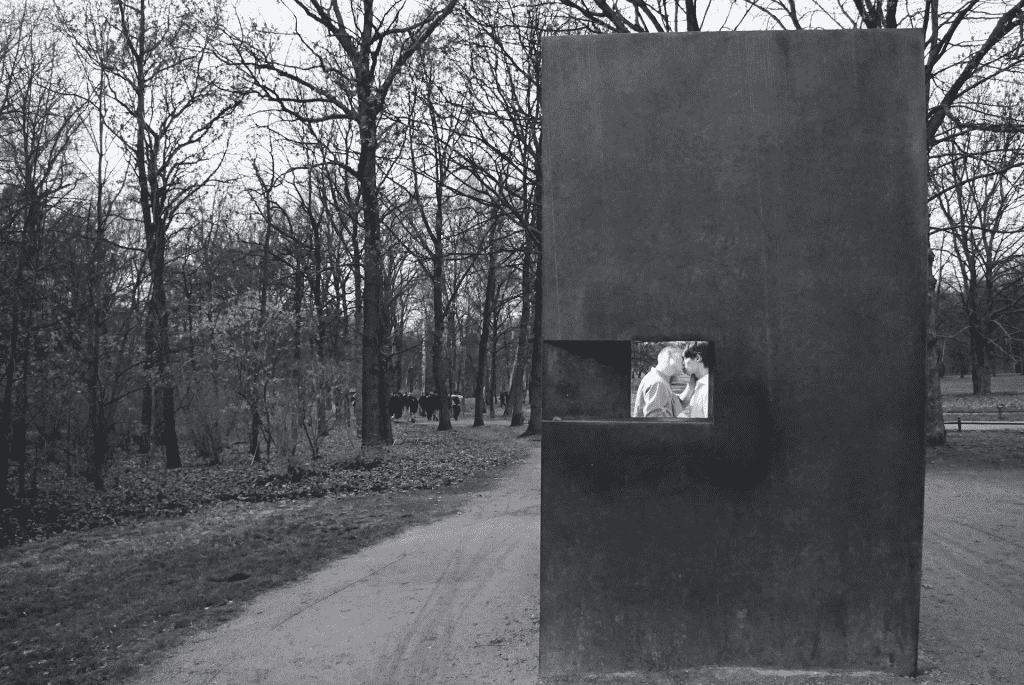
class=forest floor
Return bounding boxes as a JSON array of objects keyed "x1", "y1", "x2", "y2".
[
  {"x1": 0, "y1": 418, "x2": 531, "y2": 685},
  {"x1": 0, "y1": 410, "x2": 510, "y2": 547}
]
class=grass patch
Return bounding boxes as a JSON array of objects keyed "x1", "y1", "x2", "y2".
[
  {"x1": 0, "y1": 423, "x2": 533, "y2": 685},
  {"x1": 941, "y1": 375, "x2": 1024, "y2": 415},
  {"x1": 927, "y1": 430, "x2": 1024, "y2": 467}
]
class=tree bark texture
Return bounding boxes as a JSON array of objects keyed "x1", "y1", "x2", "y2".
[
  {"x1": 508, "y1": 247, "x2": 532, "y2": 427},
  {"x1": 0, "y1": 302, "x2": 20, "y2": 503},
  {"x1": 358, "y1": 110, "x2": 393, "y2": 446},
  {"x1": 523, "y1": 133, "x2": 543, "y2": 436},
  {"x1": 132, "y1": 0, "x2": 179, "y2": 467},
  {"x1": 488, "y1": 306, "x2": 499, "y2": 420},
  {"x1": 925, "y1": 250, "x2": 946, "y2": 446},
  {"x1": 474, "y1": 224, "x2": 498, "y2": 428},
  {"x1": 524, "y1": 240, "x2": 543, "y2": 436},
  {"x1": 88, "y1": 82, "x2": 109, "y2": 488},
  {"x1": 432, "y1": 272, "x2": 453, "y2": 431},
  {"x1": 970, "y1": 323, "x2": 993, "y2": 394},
  {"x1": 13, "y1": 314, "x2": 31, "y2": 499}
]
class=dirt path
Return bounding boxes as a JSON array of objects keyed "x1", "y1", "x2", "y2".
[
  {"x1": 917, "y1": 465, "x2": 1024, "y2": 685},
  {"x1": 128, "y1": 446, "x2": 1024, "y2": 685},
  {"x1": 128, "y1": 438, "x2": 541, "y2": 685}
]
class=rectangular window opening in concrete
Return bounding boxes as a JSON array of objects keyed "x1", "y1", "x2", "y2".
[{"x1": 543, "y1": 340, "x2": 715, "y2": 422}]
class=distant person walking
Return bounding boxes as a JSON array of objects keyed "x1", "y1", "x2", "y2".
[{"x1": 632, "y1": 346, "x2": 686, "y2": 418}]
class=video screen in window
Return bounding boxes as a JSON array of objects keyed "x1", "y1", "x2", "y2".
[{"x1": 630, "y1": 341, "x2": 713, "y2": 419}]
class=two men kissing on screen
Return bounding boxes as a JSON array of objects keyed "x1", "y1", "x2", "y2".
[{"x1": 631, "y1": 342, "x2": 712, "y2": 419}]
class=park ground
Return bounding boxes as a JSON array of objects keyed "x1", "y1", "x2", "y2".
[
  {"x1": 941, "y1": 374, "x2": 1024, "y2": 425},
  {"x1": 1, "y1": 382, "x2": 1023, "y2": 684}
]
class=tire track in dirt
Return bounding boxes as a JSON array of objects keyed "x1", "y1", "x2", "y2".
[{"x1": 370, "y1": 504, "x2": 537, "y2": 684}]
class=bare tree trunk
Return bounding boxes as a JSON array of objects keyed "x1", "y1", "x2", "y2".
[
  {"x1": 147, "y1": 199, "x2": 179, "y2": 467},
  {"x1": 363, "y1": 240, "x2": 393, "y2": 444},
  {"x1": 13, "y1": 316, "x2": 31, "y2": 499},
  {"x1": 685, "y1": 0, "x2": 700, "y2": 29},
  {"x1": 249, "y1": 404, "x2": 262, "y2": 461},
  {"x1": 432, "y1": 271, "x2": 453, "y2": 431},
  {"x1": 131, "y1": 0, "x2": 179, "y2": 468},
  {"x1": 474, "y1": 221, "x2": 498, "y2": 427},
  {"x1": 155, "y1": 268, "x2": 180, "y2": 468},
  {"x1": 87, "y1": 250, "x2": 108, "y2": 489},
  {"x1": 88, "y1": 76, "x2": 110, "y2": 488},
  {"x1": 523, "y1": 237, "x2": 543, "y2": 436},
  {"x1": 488, "y1": 304, "x2": 499, "y2": 419},
  {"x1": 160, "y1": 385, "x2": 179, "y2": 467},
  {"x1": 250, "y1": 189, "x2": 273, "y2": 463},
  {"x1": 393, "y1": 317, "x2": 404, "y2": 393},
  {"x1": 310, "y1": 214, "x2": 330, "y2": 437},
  {"x1": 291, "y1": 264, "x2": 306, "y2": 455},
  {"x1": 0, "y1": 306, "x2": 20, "y2": 503},
  {"x1": 358, "y1": 110, "x2": 393, "y2": 446},
  {"x1": 139, "y1": 318, "x2": 153, "y2": 453},
  {"x1": 969, "y1": 323, "x2": 993, "y2": 394},
  {"x1": 523, "y1": 134, "x2": 543, "y2": 436},
  {"x1": 351, "y1": 235, "x2": 364, "y2": 437},
  {"x1": 87, "y1": 373, "x2": 107, "y2": 490},
  {"x1": 925, "y1": 250, "x2": 945, "y2": 446},
  {"x1": 508, "y1": 247, "x2": 532, "y2": 427},
  {"x1": 421, "y1": 314, "x2": 427, "y2": 395},
  {"x1": 447, "y1": 309, "x2": 458, "y2": 393}
]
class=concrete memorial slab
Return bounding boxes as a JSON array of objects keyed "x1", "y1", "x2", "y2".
[{"x1": 540, "y1": 30, "x2": 927, "y2": 681}]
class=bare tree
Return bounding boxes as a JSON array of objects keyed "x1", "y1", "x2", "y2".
[
  {"x1": 550, "y1": 0, "x2": 711, "y2": 31},
  {"x1": 63, "y1": 0, "x2": 244, "y2": 467},
  {"x1": 457, "y1": 0, "x2": 549, "y2": 432},
  {"x1": 242, "y1": 137, "x2": 290, "y2": 461},
  {"x1": 393, "y1": 36, "x2": 486, "y2": 431},
  {"x1": 931, "y1": 91, "x2": 1024, "y2": 394},
  {"x1": 62, "y1": 8, "x2": 132, "y2": 489},
  {"x1": 230, "y1": 0, "x2": 458, "y2": 446},
  {"x1": 472, "y1": 208, "x2": 502, "y2": 426},
  {"x1": 283, "y1": 113, "x2": 366, "y2": 430},
  {"x1": 0, "y1": 7, "x2": 85, "y2": 499}
]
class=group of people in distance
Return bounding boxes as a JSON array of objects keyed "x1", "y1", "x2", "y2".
[
  {"x1": 388, "y1": 392, "x2": 463, "y2": 422},
  {"x1": 632, "y1": 341, "x2": 713, "y2": 419}
]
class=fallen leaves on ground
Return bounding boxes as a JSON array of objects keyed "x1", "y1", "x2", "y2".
[{"x1": 1, "y1": 422, "x2": 525, "y2": 547}]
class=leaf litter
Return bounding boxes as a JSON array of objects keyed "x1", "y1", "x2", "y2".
[{"x1": 2, "y1": 422, "x2": 524, "y2": 548}]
